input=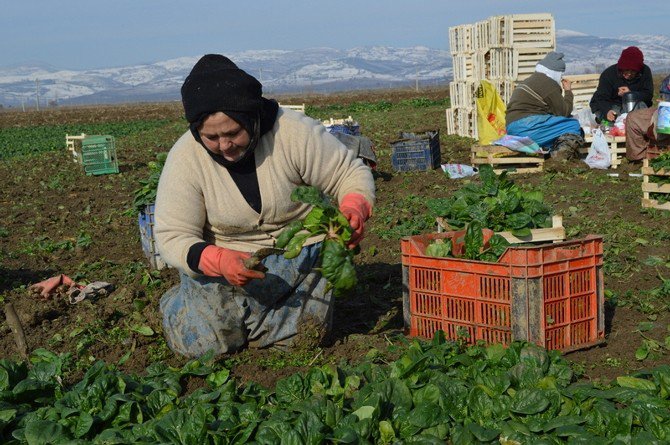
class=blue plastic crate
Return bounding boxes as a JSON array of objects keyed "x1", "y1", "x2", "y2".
[
  {"x1": 138, "y1": 204, "x2": 167, "y2": 270},
  {"x1": 391, "y1": 130, "x2": 441, "y2": 172},
  {"x1": 326, "y1": 123, "x2": 361, "y2": 136}
]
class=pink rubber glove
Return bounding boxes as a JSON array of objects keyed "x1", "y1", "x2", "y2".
[
  {"x1": 198, "y1": 245, "x2": 265, "y2": 286},
  {"x1": 339, "y1": 193, "x2": 372, "y2": 248}
]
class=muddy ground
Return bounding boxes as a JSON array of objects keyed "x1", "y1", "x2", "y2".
[{"x1": 1, "y1": 89, "x2": 669, "y2": 389}]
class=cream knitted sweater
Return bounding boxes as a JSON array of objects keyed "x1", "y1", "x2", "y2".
[{"x1": 154, "y1": 108, "x2": 375, "y2": 276}]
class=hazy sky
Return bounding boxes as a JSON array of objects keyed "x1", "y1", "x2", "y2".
[{"x1": 2, "y1": 0, "x2": 667, "y2": 70}]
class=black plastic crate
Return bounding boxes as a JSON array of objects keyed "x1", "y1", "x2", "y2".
[{"x1": 391, "y1": 130, "x2": 441, "y2": 172}]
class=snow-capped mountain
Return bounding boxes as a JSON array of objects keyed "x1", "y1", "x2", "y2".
[
  {"x1": 1, "y1": 31, "x2": 669, "y2": 107},
  {"x1": 557, "y1": 30, "x2": 670, "y2": 75}
]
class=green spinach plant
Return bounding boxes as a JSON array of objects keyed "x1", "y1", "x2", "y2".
[
  {"x1": 131, "y1": 152, "x2": 168, "y2": 212},
  {"x1": 3, "y1": 340, "x2": 670, "y2": 443},
  {"x1": 276, "y1": 185, "x2": 358, "y2": 295},
  {"x1": 650, "y1": 151, "x2": 670, "y2": 172},
  {"x1": 426, "y1": 164, "x2": 553, "y2": 237}
]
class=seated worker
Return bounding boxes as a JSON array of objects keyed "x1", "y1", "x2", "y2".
[
  {"x1": 590, "y1": 46, "x2": 654, "y2": 123},
  {"x1": 626, "y1": 74, "x2": 670, "y2": 161},
  {"x1": 505, "y1": 51, "x2": 583, "y2": 155},
  {"x1": 154, "y1": 54, "x2": 375, "y2": 358}
]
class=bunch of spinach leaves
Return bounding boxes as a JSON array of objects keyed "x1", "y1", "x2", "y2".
[
  {"x1": 426, "y1": 164, "x2": 553, "y2": 238},
  {"x1": 131, "y1": 152, "x2": 168, "y2": 213},
  {"x1": 426, "y1": 220, "x2": 511, "y2": 262},
  {"x1": 276, "y1": 185, "x2": 358, "y2": 295}
]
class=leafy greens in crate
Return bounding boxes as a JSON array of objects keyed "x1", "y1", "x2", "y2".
[
  {"x1": 132, "y1": 152, "x2": 168, "y2": 212},
  {"x1": 426, "y1": 220, "x2": 511, "y2": 262},
  {"x1": 650, "y1": 150, "x2": 670, "y2": 172},
  {"x1": 426, "y1": 164, "x2": 553, "y2": 238}
]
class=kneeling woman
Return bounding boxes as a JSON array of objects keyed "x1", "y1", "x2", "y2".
[{"x1": 154, "y1": 55, "x2": 375, "y2": 358}]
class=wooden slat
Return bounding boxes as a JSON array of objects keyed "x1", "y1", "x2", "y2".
[
  {"x1": 436, "y1": 215, "x2": 565, "y2": 244},
  {"x1": 472, "y1": 157, "x2": 544, "y2": 165},
  {"x1": 278, "y1": 103, "x2": 305, "y2": 113},
  {"x1": 472, "y1": 145, "x2": 517, "y2": 155},
  {"x1": 445, "y1": 108, "x2": 455, "y2": 135},
  {"x1": 642, "y1": 183, "x2": 670, "y2": 193},
  {"x1": 492, "y1": 166, "x2": 544, "y2": 175},
  {"x1": 641, "y1": 158, "x2": 670, "y2": 210},
  {"x1": 470, "y1": 144, "x2": 544, "y2": 174},
  {"x1": 642, "y1": 198, "x2": 670, "y2": 210}
]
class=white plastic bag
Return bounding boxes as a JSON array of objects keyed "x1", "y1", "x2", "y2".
[
  {"x1": 441, "y1": 164, "x2": 478, "y2": 179},
  {"x1": 572, "y1": 107, "x2": 598, "y2": 135},
  {"x1": 584, "y1": 129, "x2": 611, "y2": 169}
]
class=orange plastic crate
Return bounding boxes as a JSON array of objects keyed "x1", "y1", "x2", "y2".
[{"x1": 400, "y1": 233, "x2": 605, "y2": 352}]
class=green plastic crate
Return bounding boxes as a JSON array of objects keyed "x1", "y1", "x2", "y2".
[{"x1": 81, "y1": 135, "x2": 119, "y2": 175}]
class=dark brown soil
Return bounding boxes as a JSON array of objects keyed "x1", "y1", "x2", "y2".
[{"x1": 1, "y1": 89, "x2": 669, "y2": 390}]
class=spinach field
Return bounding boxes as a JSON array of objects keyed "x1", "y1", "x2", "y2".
[{"x1": 0, "y1": 87, "x2": 669, "y2": 443}]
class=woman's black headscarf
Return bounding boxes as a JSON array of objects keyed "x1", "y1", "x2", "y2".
[{"x1": 180, "y1": 54, "x2": 278, "y2": 166}]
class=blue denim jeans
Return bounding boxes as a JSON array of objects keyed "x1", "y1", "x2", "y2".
[
  {"x1": 506, "y1": 114, "x2": 582, "y2": 149},
  {"x1": 159, "y1": 243, "x2": 332, "y2": 358}
]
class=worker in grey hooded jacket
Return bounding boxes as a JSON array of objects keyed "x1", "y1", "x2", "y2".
[{"x1": 506, "y1": 51, "x2": 583, "y2": 154}]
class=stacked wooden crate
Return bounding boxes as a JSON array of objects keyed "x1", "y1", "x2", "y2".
[
  {"x1": 562, "y1": 74, "x2": 600, "y2": 110},
  {"x1": 446, "y1": 13, "x2": 555, "y2": 139}
]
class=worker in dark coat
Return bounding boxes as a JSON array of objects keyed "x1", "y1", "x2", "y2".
[{"x1": 590, "y1": 46, "x2": 654, "y2": 123}]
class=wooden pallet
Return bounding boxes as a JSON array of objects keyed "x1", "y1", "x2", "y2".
[
  {"x1": 436, "y1": 215, "x2": 565, "y2": 244},
  {"x1": 65, "y1": 133, "x2": 86, "y2": 164},
  {"x1": 641, "y1": 159, "x2": 670, "y2": 210},
  {"x1": 581, "y1": 134, "x2": 626, "y2": 169},
  {"x1": 471, "y1": 145, "x2": 544, "y2": 174},
  {"x1": 322, "y1": 116, "x2": 357, "y2": 126},
  {"x1": 279, "y1": 103, "x2": 305, "y2": 113}
]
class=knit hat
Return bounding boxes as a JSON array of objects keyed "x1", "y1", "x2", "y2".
[
  {"x1": 617, "y1": 46, "x2": 644, "y2": 72},
  {"x1": 537, "y1": 51, "x2": 566, "y2": 72},
  {"x1": 181, "y1": 54, "x2": 263, "y2": 123}
]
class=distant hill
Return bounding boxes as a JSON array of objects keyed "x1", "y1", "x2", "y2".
[{"x1": 1, "y1": 30, "x2": 669, "y2": 107}]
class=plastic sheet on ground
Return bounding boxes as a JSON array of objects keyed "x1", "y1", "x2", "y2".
[
  {"x1": 492, "y1": 134, "x2": 545, "y2": 155},
  {"x1": 441, "y1": 164, "x2": 478, "y2": 178}
]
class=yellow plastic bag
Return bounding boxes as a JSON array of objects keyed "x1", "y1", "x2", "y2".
[{"x1": 476, "y1": 80, "x2": 507, "y2": 145}]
